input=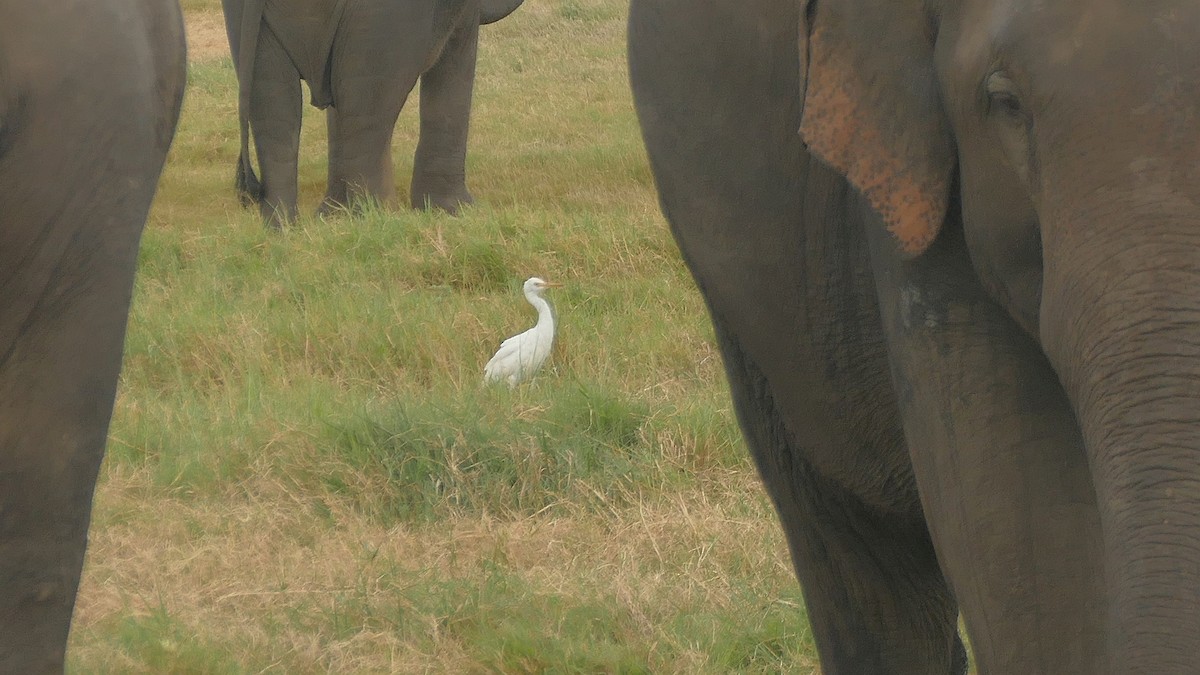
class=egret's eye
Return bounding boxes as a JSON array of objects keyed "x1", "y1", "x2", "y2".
[{"x1": 985, "y1": 71, "x2": 1024, "y2": 118}]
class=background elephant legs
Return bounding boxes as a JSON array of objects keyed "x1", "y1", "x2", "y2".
[
  {"x1": 322, "y1": 101, "x2": 403, "y2": 213},
  {"x1": 248, "y1": 22, "x2": 302, "y2": 225},
  {"x1": 411, "y1": 21, "x2": 479, "y2": 213},
  {"x1": 864, "y1": 212, "x2": 1106, "y2": 674},
  {"x1": 712, "y1": 315, "x2": 966, "y2": 675},
  {"x1": 321, "y1": 5, "x2": 433, "y2": 214}
]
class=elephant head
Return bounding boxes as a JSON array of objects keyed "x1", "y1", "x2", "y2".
[{"x1": 799, "y1": 0, "x2": 1200, "y2": 670}]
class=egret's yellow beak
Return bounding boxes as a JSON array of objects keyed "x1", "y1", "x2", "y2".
[{"x1": 542, "y1": 281, "x2": 564, "y2": 288}]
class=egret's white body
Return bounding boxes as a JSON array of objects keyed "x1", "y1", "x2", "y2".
[{"x1": 483, "y1": 277, "x2": 560, "y2": 387}]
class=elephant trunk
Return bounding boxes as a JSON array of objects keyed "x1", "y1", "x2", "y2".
[
  {"x1": 480, "y1": 0, "x2": 524, "y2": 24},
  {"x1": 1041, "y1": 213, "x2": 1200, "y2": 672}
]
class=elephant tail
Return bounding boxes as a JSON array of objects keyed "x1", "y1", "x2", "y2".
[
  {"x1": 232, "y1": 0, "x2": 267, "y2": 207},
  {"x1": 235, "y1": 152, "x2": 263, "y2": 206}
]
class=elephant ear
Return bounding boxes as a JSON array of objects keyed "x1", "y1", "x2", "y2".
[{"x1": 799, "y1": 0, "x2": 955, "y2": 257}]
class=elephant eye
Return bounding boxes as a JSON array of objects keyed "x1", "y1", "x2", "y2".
[{"x1": 985, "y1": 71, "x2": 1024, "y2": 118}]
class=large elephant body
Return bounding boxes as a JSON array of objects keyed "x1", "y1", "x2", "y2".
[
  {"x1": 631, "y1": 0, "x2": 1200, "y2": 673},
  {"x1": 222, "y1": 0, "x2": 523, "y2": 225},
  {"x1": 0, "y1": 1, "x2": 185, "y2": 672}
]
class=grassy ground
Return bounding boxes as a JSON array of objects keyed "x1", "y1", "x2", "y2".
[{"x1": 67, "y1": 0, "x2": 818, "y2": 671}]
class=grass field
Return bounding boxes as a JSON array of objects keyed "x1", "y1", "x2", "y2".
[{"x1": 66, "y1": 0, "x2": 818, "y2": 671}]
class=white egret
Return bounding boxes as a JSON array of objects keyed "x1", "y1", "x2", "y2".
[{"x1": 483, "y1": 277, "x2": 561, "y2": 387}]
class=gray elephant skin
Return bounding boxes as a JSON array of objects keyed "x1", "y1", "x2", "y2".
[
  {"x1": 0, "y1": 2, "x2": 185, "y2": 672},
  {"x1": 631, "y1": 0, "x2": 1200, "y2": 673},
  {"x1": 222, "y1": 0, "x2": 523, "y2": 225}
]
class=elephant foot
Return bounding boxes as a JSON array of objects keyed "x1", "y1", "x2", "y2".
[
  {"x1": 316, "y1": 197, "x2": 348, "y2": 219},
  {"x1": 263, "y1": 212, "x2": 286, "y2": 231},
  {"x1": 316, "y1": 194, "x2": 393, "y2": 220},
  {"x1": 258, "y1": 199, "x2": 297, "y2": 230},
  {"x1": 261, "y1": 209, "x2": 291, "y2": 231},
  {"x1": 411, "y1": 174, "x2": 473, "y2": 215}
]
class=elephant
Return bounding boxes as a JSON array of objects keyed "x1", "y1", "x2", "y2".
[
  {"x1": 631, "y1": 0, "x2": 1200, "y2": 672},
  {"x1": 0, "y1": 1, "x2": 185, "y2": 672},
  {"x1": 222, "y1": 0, "x2": 524, "y2": 225}
]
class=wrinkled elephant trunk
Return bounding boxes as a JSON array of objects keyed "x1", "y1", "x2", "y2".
[{"x1": 1042, "y1": 219, "x2": 1200, "y2": 672}]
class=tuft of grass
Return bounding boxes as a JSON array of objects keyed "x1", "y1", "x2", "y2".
[
  {"x1": 109, "y1": 605, "x2": 248, "y2": 674},
  {"x1": 556, "y1": 0, "x2": 624, "y2": 22},
  {"x1": 307, "y1": 383, "x2": 650, "y2": 526},
  {"x1": 67, "y1": 0, "x2": 820, "y2": 672}
]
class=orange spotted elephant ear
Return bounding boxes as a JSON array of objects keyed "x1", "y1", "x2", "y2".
[{"x1": 798, "y1": 0, "x2": 955, "y2": 257}]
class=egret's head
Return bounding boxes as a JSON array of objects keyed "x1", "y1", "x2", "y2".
[{"x1": 523, "y1": 277, "x2": 561, "y2": 296}]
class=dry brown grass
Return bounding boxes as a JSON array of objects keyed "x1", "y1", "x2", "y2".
[
  {"x1": 74, "y1": 465, "x2": 811, "y2": 672},
  {"x1": 184, "y1": 10, "x2": 228, "y2": 63}
]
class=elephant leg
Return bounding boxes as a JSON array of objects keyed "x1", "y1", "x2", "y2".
[
  {"x1": 712, "y1": 313, "x2": 966, "y2": 675},
  {"x1": 322, "y1": 4, "x2": 435, "y2": 215},
  {"x1": 410, "y1": 20, "x2": 479, "y2": 213},
  {"x1": 0, "y1": 3, "x2": 183, "y2": 672},
  {"x1": 248, "y1": 21, "x2": 302, "y2": 226},
  {"x1": 321, "y1": 100, "x2": 403, "y2": 214},
  {"x1": 632, "y1": 0, "x2": 961, "y2": 668},
  {"x1": 220, "y1": 0, "x2": 243, "y2": 64},
  {"x1": 863, "y1": 212, "x2": 1106, "y2": 673}
]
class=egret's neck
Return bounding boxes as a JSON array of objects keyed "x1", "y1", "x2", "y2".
[{"x1": 526, "y1": 292, "x2": 554, "y2": 327}]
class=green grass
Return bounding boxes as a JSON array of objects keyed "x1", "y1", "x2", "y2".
[{"x1": 66, "y1": 1, "x2": 818, "y2": 672}]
